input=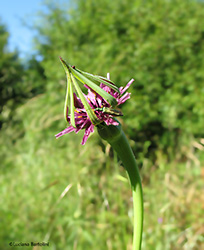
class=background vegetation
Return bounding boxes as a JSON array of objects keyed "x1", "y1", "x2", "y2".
[{"x1": 0, "y1": 0, "x2": 203, "y2": 249}]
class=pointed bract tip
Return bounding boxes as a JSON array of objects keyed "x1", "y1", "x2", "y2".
[
  {"x1": 59, "y1": 57, "x2": 70, "y2": 72},
  {"x1": 59, "y1": 57, "x2": 65, "y2": 64},
  {"x1": 59, "y1": 56, "x2": 65, "y2": 63}
]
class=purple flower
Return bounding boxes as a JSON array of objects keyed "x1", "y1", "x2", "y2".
[{"x1": 55, "y1": 78, "x2": 134, "y2": 145}]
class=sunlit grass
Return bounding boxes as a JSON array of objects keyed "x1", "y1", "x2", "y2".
[{"x1": 1, "y1": 136, "x2": 203, "y2": 249}]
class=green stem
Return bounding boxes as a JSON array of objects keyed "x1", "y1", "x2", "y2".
[{"x1": 97, "y1": 122, "x2": 143, "y2": 250}]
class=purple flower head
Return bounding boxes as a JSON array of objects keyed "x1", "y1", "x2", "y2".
[{"x1": 55, "y1": 76, "x2": 134, "y2": 145}]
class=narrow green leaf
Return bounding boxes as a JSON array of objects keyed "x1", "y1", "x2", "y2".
[
  {"x1": 69, "y1": 66, "x2": 118, "y2": 107},
  {"x1": 70, "y1": 74, "x2": 101, "y2": 126},
  {"x1": 75, "y1": 68, "x2": 120, "y2": 93},
  {"x1": 60, "y1": 57, "x2": 76, "y2": 127},
  {"x1": 69, "y1": 74, "x2": 76, "y2": 128},
  {"x1": 64, "y1": 72, "x2": 69, "y2": 123},
  {"x1": 60, "y1": 58, "x2": 70, "y2": 123}
]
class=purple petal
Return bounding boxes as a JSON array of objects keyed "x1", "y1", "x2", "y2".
[
  {"x1": 119, "y1": 79, "x2": 134, "y2": 95},
  {"x1": 55, "y1": 126, "x2": 76, "y2": 138},
  {"x1": 86, "y1": 90, "x2": 97, "y2": 107},
  {"x1": 74, "y1": 93, "x2": 83, "y2": 108},
  {"x1": 75, "y1": 119, "x2": 90, "y2": 133},
  {"x1": 104, "y1": 118, "x2": 119, "y2": 126},
  {"x1": 81, "y1": 124, "x2": 94, "y2": 145},
  {"x1": 118, "y1": 93, "x2": 131, "y2": 105}
]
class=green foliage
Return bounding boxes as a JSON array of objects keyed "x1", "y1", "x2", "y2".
[
  {"x1": 0, "y1": 21, "x2": 45, "y2": 130},
  {"x1": 0, "y1": 0, "x2": 204, "y2": 249},
  {"x1": 0, "y1": 21, "x2": 24, "y2": 128},
  {"x1": 33, "y1": 0, "x2": 204, "y2": 161}
]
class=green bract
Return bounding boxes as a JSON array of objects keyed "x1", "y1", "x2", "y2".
[
  {"x1": 60, "y1": 58, "x2": 100, "y2": 127},
  {"x1": 60, "y1": 58, "x2": 121, "y2": 127},
  {"x1": 69, "y1": 66, "x2": 118, "y2": 107}
]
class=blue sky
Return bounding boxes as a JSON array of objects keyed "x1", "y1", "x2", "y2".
[{"x1": 0, "y1": 0, "x2": 46, "y2": 57}]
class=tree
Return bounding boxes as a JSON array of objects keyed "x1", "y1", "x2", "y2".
[
  {"x1": 0, "y1": 21, "x2": 24, "y2": 128},
  {"x1": 0, "y1": 20, "x2": 46, "y2": 130},
  {"x1": 33, "y1": 0, "x2": 204, "y2": 160}
]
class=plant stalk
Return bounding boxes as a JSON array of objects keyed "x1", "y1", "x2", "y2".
[{"x1": 97, "y1": 122, "x2": 143, "y2": 250}]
